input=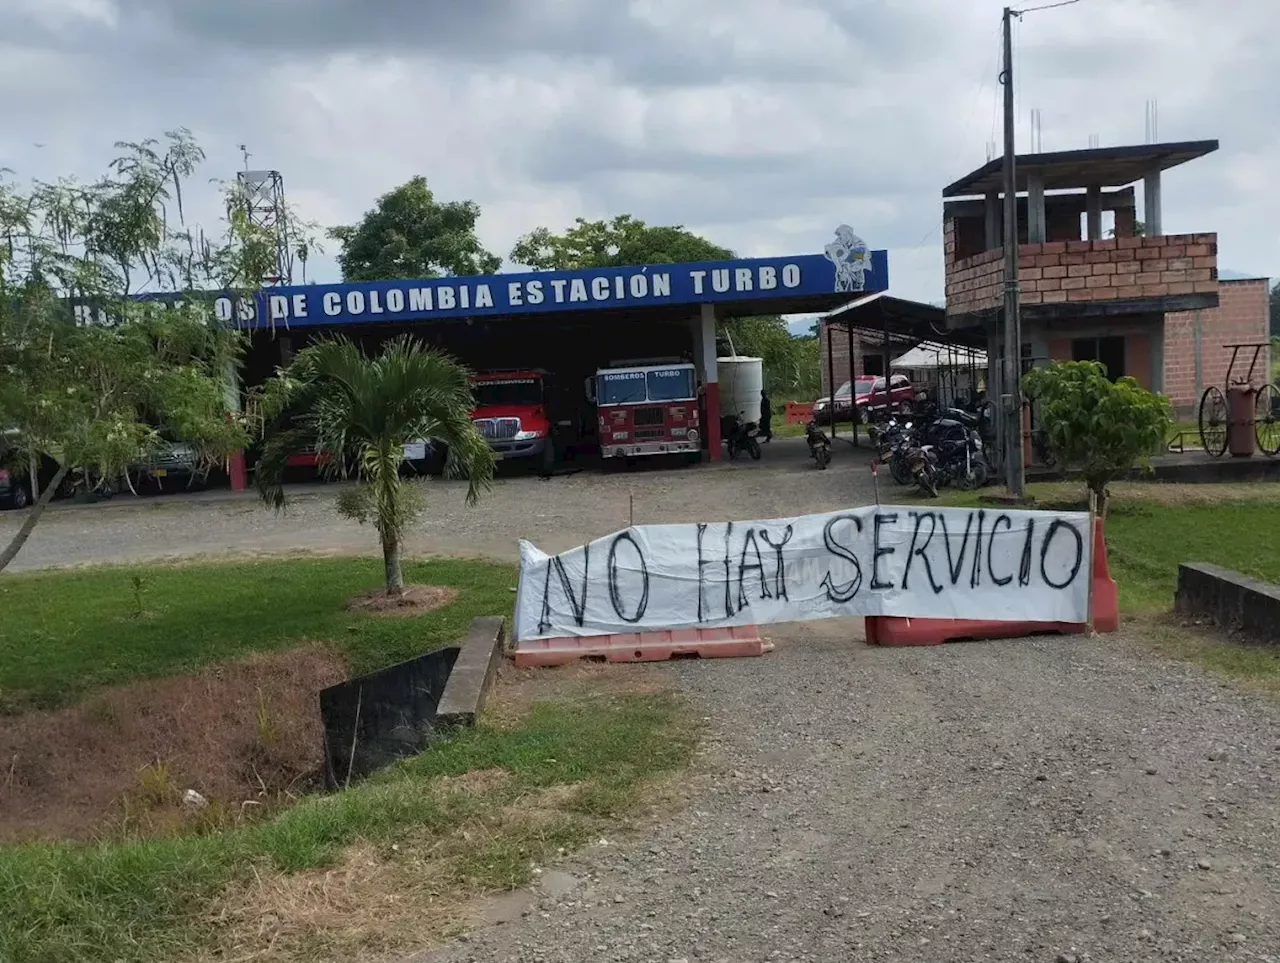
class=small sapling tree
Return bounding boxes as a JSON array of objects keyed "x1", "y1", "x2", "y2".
[{"x1": 1023, "y1": 360, "x2": 1173, "y2": 515}]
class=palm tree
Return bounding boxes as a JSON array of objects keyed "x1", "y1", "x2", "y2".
[{"x1": 254, "y1": 334, "x2": 495, "y2": 594}]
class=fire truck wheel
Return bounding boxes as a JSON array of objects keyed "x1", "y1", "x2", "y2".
[{"x1": 539, "y1": 441, "x2": 556, "y2": 477}]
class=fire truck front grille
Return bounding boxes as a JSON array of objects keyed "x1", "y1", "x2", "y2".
[
  {"x1": 633, "y1": 407, "x2": 665, "y2": 428},
  {"x1": 476, "y1": 418, "x2": 519, "y2": 441}
]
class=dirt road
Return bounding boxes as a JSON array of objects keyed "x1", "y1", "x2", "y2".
[
  {"x1": 424, "y1": 626, "x2": 1280, "y2": 962},
  {"x1": 0, "y1": 438, "x2": 877, "y2": 572},
  {"x1": 7, "y1": 441, "x2": 1280, "y2": 961}
]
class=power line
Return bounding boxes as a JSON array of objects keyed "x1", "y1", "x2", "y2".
[{"x1": 908, "y1": 23, "x2": 1005, "y2": 251}]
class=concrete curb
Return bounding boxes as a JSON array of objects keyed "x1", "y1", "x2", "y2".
[
  {"x1": 1175, "y1": 562, "x2": 1280, "y2": 644},
  {"x1": 436, "y1": 616, "x2": 506, "y2": 728}
]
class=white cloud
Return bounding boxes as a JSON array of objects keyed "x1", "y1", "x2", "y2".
[{"x1": 1, "y1": 0, "x2": 1275, "y2": 303}]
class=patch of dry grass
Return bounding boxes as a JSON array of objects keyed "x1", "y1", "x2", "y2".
[{"x1": 1, "y1": 668, "x2": 697, "y2": 963}]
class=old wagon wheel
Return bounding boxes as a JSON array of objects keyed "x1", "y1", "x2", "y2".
[
  {"x1": 1198, "y1": 385, "x2": 1228, "y2": 457},
  {"x1": 1255, "y1": 383, "x2": 1280, "y2": 456}
]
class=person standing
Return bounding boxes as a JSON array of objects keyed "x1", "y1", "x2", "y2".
[{"x1": 759, "y1": 388, "x2": 773, "y2": 443}]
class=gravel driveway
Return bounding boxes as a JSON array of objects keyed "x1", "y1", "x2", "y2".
[
  {"x1": 0, "y1": 438, "x2": 879, "y2": 572},
  {"x1": 424, "y1": 627, "x2": 1280, "y2": 963}
]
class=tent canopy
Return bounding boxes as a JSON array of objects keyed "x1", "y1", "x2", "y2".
[{"x1": 892, "y1": 343, "x2": 988, "y2": 371}]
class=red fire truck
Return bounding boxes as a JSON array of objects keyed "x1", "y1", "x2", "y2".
[
  {"x1": 593, "y1": 361, "x2": 702, "y2": 461},
  {"x1": 468, "y1": 370, "x2": 554, "y2": 471}
]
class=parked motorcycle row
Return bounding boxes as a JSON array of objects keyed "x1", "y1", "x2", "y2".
[
  {"x1": 721, "y1": 400, "x2": 999, "y2": 490},
  {"x1": 868, "y1": 401, "x2": 998, "y2": 498}
]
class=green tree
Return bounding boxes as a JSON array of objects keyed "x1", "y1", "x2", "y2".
[
  {"x1": 0, "y1": 130, "x2": 279, "y2": 573},
  {"x1": 510, "y1": 215, "x2": 820, "y2": 399},
  {"x1": 510, "y1": 214, "x2": 731, "y2": 270},
  {"x1": 329, "y1": 176, "x2": 500, "y2": 281},
  {"x1": 1269, "y1": 280, "x2": 1278, "y2": 338},
  {"x1": 1022, "y1": 360, "x2": 1172, "y2": 515},
  {"x1": 253, "y1": 335, "x2": 495, "y2": 594}
]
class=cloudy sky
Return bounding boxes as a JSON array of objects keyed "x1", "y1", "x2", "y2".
[{"x1": 2, "y1": 0, "x2": 1275, "y2": 311}]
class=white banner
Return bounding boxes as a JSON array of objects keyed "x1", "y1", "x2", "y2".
[{"x1": 514, "y1": 505, "x2": 1093, "y2": 641}]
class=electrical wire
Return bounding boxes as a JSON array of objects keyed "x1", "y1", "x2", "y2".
[{"x1": 907, "y1": 22, "x2": 1005, "y2": 252}]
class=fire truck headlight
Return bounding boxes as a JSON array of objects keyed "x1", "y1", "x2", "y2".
[
  {"x1": 686, "y1": 428, "x2": 699, "y2": 445},
  {"x1": 514, "y1": 429, "x2": 546, "y2": 441}
]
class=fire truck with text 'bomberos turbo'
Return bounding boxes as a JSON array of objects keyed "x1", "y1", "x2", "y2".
[{"x1": 592, "y1": 360, "x2": 701, "y2": 461}]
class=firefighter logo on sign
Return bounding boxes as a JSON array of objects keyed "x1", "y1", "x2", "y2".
[{"x1": 824, "y1": 225, "x2": 873, "y2": 293}]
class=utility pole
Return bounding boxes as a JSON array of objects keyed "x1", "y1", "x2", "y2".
[{"x1": 1000, "y1": 6, "x2": 1026, "y2": 497}]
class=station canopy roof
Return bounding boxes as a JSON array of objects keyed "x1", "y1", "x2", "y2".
[
  {"x1": 941, "y1": 139, "x2": 1219, "y2": 198},
  {"x1": 129, "y1": 235, "x2": 892, "y2": 330}
]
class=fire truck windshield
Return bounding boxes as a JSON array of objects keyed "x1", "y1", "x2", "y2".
[
  {"x1": 472, "y1": 377, "x2": 542, "y2": 407},
  {"x1": 597, "y1": 367, "x2": 696, "y2": 406}
]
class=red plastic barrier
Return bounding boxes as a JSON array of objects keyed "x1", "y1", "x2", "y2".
[
  {"x1": 865, "y1": 517, "x2": 1118, "y2": 647},
  {"x1": 513, "y1": 625, "x2": 772, "y2": 667},
  {"x1": 785, "y1": 402, "x2": 815, "y2": 425}
]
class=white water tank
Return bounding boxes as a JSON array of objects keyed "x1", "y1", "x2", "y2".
[{"x1": 717, "y1": 356, "x2": 765, "y2": 423}]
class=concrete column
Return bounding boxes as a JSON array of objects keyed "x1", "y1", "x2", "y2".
[
  {"x1": 699, "y1": 303, "x2": 721, "y2": 461},
  {"x1": 984, "y1": 191, "x2": 1002, "y2": 250},
  {"x1": 1143, "y1": 167, "x2": 1162, "y2": 236},
  {"x1": 1085, "y1": 185, "x2": 1103, "y2": 240},
  {"x1": 1026, "y1": 174, "x2": 1047, "y2": 244}
]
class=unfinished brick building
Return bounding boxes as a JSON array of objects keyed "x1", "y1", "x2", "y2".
[{"x1": 940, "y1": 140, "x2": 1270, "y2": 422}]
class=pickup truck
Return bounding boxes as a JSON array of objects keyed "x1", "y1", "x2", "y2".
[{"x1": 813, "y1": 374, "x2": 917, "y2": 424}]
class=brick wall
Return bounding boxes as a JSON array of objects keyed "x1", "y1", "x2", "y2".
[
  {"x1": 1163, "y1": 278, "x2": 1272, "y2": 412},
  {"x1": 945, "y1": 233, "x2": 1219, "y2": 318}
]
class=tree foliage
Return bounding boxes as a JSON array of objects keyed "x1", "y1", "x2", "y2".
[
  {"x1": 1022, "y1": 360, "x2": 1173, "y2": 512},
  {"x1": 1269, "y1": 280, "x2": 1278, "y2": 338},
  {"x1": 0, "y1": 130, "x2": 292, "y2": 573},
  {"x1": 329, "y1": 176, "x2": 500, "y2": 281},
  {"x1": 510, "y1": 214, "x2": 731, "y2": 270},
  {"x1": 510, "y1": 214, "x2": 820, "y2": 399},
  {"x1": 253, "y1": 334, "x2": 495, "y2": 594}
]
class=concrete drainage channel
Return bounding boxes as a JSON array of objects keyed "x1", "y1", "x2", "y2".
[{"x1": 319, "y1": 616, "x2": 506, "y2": 787}]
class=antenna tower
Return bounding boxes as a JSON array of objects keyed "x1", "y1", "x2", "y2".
[{"x1": 234, "y1": 153, "x2": 294, "y2": 286}]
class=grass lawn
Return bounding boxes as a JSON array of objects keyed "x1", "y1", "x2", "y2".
[
  {"x1": 0, "y1": 554, "x2": 697, "y2": 962},
  {"x1": 0, "y1": 557, "x2": 517, "y2": 711},
  {"x1": 934, "y1": 481, "x2": 1280, "y2": 613},
  {"x1": 0, "y1": 690, "x2": 694, "y2": 963},
  {"x1": 771, "y1": 421, "x2": 871, "y2": 439}
]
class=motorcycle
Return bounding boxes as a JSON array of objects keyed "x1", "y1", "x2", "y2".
[
  {"x1": 804, "y1": 420, "x2": 831, "y2": 469},
  {"x1": 721, "y1": 415, "x2": 763, "y2": 461},
  {"x1": 905, "y1": 444, "x2": 940, "y2": 498},
  {"x1": 871, "y1": 418, "x2": 915, "y2": 485},
  {"x1": 927, "y1": 416, "x2": 989, "y2": 491}
]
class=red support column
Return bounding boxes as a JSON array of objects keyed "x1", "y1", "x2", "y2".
[
  {"x1": 229, "y1": 450, "x2": 248, "y2": 491},
  {"x1": 705, "y1": 382, "x2": 722, "y2": 461}
]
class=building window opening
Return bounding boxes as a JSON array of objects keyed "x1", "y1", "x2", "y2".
[{"x1": 1072, "y1": 336, "x2": 1126, "y2": 379}]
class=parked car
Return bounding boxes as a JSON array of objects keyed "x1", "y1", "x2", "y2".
[
  {"x1": 813, "y1": 374, "x2": 918, "y2": 424},
  {"x1": 855, "y1": 374, "x2": 918, "y2": 420},
  {"x1": 812, "y1": 381, "x2": 855, "y2": 424},
  {"x1": 0, "y1": 467, "x2": 29, "y2": 510},
  {"x1": 131, "y1": 440, "x2": 204, "y2": 492}
]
